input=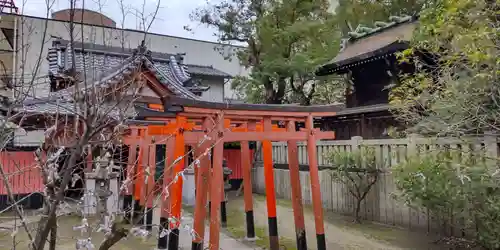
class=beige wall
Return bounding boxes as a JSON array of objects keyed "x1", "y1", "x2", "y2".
[
  {"x1": 200, "y1": 78, "x2": 225, "y2": 102},
  {"x1": 11, "y1": 14, "x2": 248, "y2": 99}
]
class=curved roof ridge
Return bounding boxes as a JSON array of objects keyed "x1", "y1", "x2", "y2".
[
  {"x1": 144, "y1": 58, "x2": 200, "y2": 100},
  {"x1": 346, "y1": 14, "x2": 416, "y2": 42},
  {"x1": 59, "y1": 54, "x2": 139, "y2": 100},
  {"x1": 169, "y1": 55, "x2": 191, "y2": 83},
  {"x1": 185, "y1": 63, "x2": 214, "y2": 68},
  {"x1": 47, "y1": 41, "x2": 203, "y2": 100}
]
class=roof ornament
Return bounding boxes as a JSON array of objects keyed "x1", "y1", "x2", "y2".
[
  {"x1": 389, "y1": 15, "x2": 412, "y2": 23},
  {"x1": 133, "y1": 40, "x2": 153, "y2": 62},
  {"x1": 344, "y1": 14, "x2": 415, "y2": 44},
  {"x1": 374, "y1": 21, "x2": 390, "y2": 28},
  {"x1": 339, "y1": 38, "x2": 349, "y2": 52},
  {"x1": 174, "y1": 53, "x2": 186, "y2": 64},
  {"x1": 133, "y1": 40, "x2": 148, "y2": 55}
]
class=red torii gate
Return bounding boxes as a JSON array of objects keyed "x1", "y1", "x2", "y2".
[{"x1": 122, "y1": 96, "x2": 339, "y2": 250}]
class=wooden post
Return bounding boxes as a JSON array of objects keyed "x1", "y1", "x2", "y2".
[
  {"x1": 145, "y1": 142, "x2": 156, "y2": 231},
  {"x1": 306, "y1": 115, "x2": 326, "y2": 250},
  {"x1": 407, "y1": 134, "x2": 419, "y2": 157},
  {"x1": 157, "y1": 137, "x2": 175, "y2": 250},
  {"x1": 123, "y1": 129, "x2": 138, "y2": 223},
  {"x1": 483, "y1": 131, "x2": 499, "y2": 197},
  {"x1": 220, "y1": 180, "x2": 228, "y2": 228},
  {"x1": 133, "y1": 130, "x2": 145, "y2": 225},
  {"x1": 209, "y1": 114, "x2": 224, "y2": 250},
  {"x1": 221, "y1": 133, "x2": 228, "y2": 228},
  {"x1": 191, "y1": 118, "x2": 213, "y2": 250},
  {"x1": 484, "y1": 131, "x2": 498, "y2": 166},
  {"x1": 85, "y1": 151, "x2": 93, "y2": 172},
  {"x1": 262, "y1": 117, "x2": 279, "y2": 250},
  {"x1": 241, "y1": 121, "x2": 256, "y2": 240},
  {"x1": 139, "y1": 137, "x2": 150, "y2": 225},
  {"x1": 168, "y1": 116, "x2": 187, "y2": 250},
  {"x1": 287, "y1": 121, "x2": 307, "y2": 250}
]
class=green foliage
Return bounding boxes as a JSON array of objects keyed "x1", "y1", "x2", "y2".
[
  {"x1": 390, "y1": 0, "x2": 499, "y2": 136},
  {"x1": 328, "y1": 146, "x2": 379, "y2": 222},
  {"x1": 191, "y1": 0, "x2": 343, "y2": 105},
  {"x1": 394, "y1": 151, "x2": 500, "y2": 249}
]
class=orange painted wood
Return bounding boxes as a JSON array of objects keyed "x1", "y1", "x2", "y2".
[
  {"x1": 148, "y1": 103, "x2": 165, "y2": 111},
  {"x1": 133, "y1": 129, "x2": 144, "y2": 200},
  {"x1": 192, "y1": 118, "x2": 213, "y2": 244},
  {"x1": 0, "y1": 152, "x2": 43, "y2": 195},
  {"x1": 125, "y1": 130, "x2": 335, "y2": 144},
  {"x1": 147, "y1": 122, "x2": 196, "y2": 135},
  {"x1": 262, "y1": 143, "x2": 277, "y2": 216},
  {"x1": 241, "y1": 140, "x2": 253, "y2": 212},
  {"x1": 209, "y1": 114, "x2": 225, "y2": 250},
  {"x1": 139, "y1": 141, "x2": 150, "y2": 207},
  {"x1": 169, "y1": 116, "x2": 187, "y2": 228},
  {"x1": 124, "y1": 128, "x2": 139, "y2": 195},
  {"x1": 223, "y1": 149, "x2": 254, "y2": 180},
  {"x1": 161, "y1": 137, "x2": 176, "y2": 218},
  {"x1": 286, "y1": 121, "x2": 307, "y2": 235},
  {"x1": 262, "y1": 117, "x2": 279, "y2": 250},
  {"x1": 306, "y1": 115, "x2": 326, "y2": 236},
  {"x1": 133, "y1": 136, "x2": 144, "y2": 201},
  {"x1": 146, "y1": 143, "x2": 156, "y2": 208}
]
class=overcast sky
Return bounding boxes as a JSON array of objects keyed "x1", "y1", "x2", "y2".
[{"x1": 14, "y1": 0, "x2": 219, "y2": 42}]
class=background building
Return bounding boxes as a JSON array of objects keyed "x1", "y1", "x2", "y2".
[{"x1": 0, "y1": 8, "x2": 249, "y2": 147}]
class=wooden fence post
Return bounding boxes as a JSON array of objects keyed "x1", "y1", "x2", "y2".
[
  {"x1": 350, "y1": 136, "x2": 363, "y2": 152},
  {"x1": 484, "y1": 131, "x2": 498, "y2": 167},
  {"x1": 407, "y1": 134, "x2": 420, "y2": 157}
]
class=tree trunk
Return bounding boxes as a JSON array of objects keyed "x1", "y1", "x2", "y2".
[
  {"x1": 49, "y1": 217, "x2": 57, "y2": 250},
  {"x1": 99, "y1": 223, "x2": 128, "y2": 250},
  {"x1": 354, "y1": 198, "x2": 362, "y2": 223},
  {"x1": 33, "y1": 143, "x2": 85, "y2": 250}
]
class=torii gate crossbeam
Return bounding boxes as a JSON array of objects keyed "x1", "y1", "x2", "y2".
[{"x1": 121, "y1": 97, "x2": 339, "y2": 250}]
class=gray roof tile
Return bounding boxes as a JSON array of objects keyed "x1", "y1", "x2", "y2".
[
  {"x1": 186, "y1": 64, "x2": 232, "y2": 78},
  {"x1": 22, "y1": 41, "x2": 209, "y2": 118},
  {"x1": 48, "y1": 39, "x2": 201, "y2": 100}
]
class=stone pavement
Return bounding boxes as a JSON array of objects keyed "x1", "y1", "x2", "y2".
[{"x1": 153, "y1": 207, "x2": 261, "y2": 250}]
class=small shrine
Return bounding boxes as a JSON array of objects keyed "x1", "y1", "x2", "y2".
[{"x1": 316, "y1": 15, "x2": 419, "y2": 139}]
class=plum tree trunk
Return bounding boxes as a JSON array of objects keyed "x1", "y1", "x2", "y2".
[{"x1": 354, "y1": 198, "x2": 362, "y2": 223}]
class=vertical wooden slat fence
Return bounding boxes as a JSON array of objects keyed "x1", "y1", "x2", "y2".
[
  {"x1": 252, "y1": 134, "x2": 499, "y2": 236},
  {"x1": 0, "y1": 151, "x2": 44, "y2": 209}
]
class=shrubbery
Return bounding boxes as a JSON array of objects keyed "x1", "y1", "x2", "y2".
[
  {"x1": 394, "y1": 151, "x2": 500, "y2": 249},
  {"x1": 328, "y1": 146, "x2": 380, "y2": 223}
]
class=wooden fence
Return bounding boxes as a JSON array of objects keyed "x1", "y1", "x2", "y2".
[
  {"x1": 252, "y1": 134, "x2": 499, "y2": 235},
  {"x1": 0, "y1": 151, "x2": 44, "y2": 210}
]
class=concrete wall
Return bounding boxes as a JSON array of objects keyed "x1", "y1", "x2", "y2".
[
  {"x1": 10, "y1": 14, "x2": 248, "y2": 99},
  {"x1": 13, "y1": 129, "x2": 44, "y2": 147},
  {"x1": 200, "y1": 78, "x2": 225, "y2": 102}
]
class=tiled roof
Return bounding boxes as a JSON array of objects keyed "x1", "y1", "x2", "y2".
[
  {"x1": 186, "y1": 64, "x2": 232, "y2": 78},
  {"x1": 19, "y1": 96, "x2": 138, "y2": 120},
  {"x1": 48, "y1": 39, "x2": 201, "y2": 99},
  {"x1": 20, "y1": 41, "x2": 206, "y2": 119},
  {"x1": 316, "y1": 15, "x2": 418, "y2": 75},
  {"x1": 21, "y1": 40, "x2": 233, "y2": 118}
]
